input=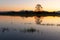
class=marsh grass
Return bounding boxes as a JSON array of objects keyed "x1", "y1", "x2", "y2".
[
  {"x1": 20, "y1": 27, "x2": 39, "y2": 32},
  {"x1": 1, "y1": 28, "x2": 9, "y2": 32},
  {"x1": 0, "y1": 27, "x2": 39, "y2": 33}
]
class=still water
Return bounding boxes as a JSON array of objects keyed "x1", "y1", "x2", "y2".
[{"x1": 0, "y1": 16, "x2": 60, "y2": 40}]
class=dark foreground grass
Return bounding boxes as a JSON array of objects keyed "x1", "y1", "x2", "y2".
[{"x1": 21, "y1": 28, "x2": 39, "y2": 32}]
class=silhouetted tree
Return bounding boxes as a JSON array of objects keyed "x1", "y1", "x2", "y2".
[{"x1": 35, "y1": 4, "x2": 43, "y2": 12}]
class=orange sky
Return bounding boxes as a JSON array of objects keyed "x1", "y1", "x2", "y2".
[{"x1": 0, "y1": 0, "x2": 60, "y2": 12}]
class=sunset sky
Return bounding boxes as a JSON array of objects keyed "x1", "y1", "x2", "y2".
[{"x1": 0, "y1": 0, "x2": 60, "y2": 12}]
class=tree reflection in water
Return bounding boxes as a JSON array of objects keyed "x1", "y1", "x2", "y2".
[
  {"x1": 34, "y1": 16, "x2": 56, "y2": 26},
  {"x1": 34, "y1": 16, "x2": 44, "y2": 25}
]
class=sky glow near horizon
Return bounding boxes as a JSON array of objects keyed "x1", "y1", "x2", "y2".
[{"x1": 0, "y1": 0, "x2": 60, "y2": 11}]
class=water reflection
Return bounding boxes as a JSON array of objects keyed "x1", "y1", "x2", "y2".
[
  {"x1": 34, "y1": 16, "x2": 43, "y2": 24},
  {"x1": 0, "y1": 16, "x2": 60, "y2": 40},
  {"x1": 34, "y1": 16, "x2": 60, "y2": 26}
]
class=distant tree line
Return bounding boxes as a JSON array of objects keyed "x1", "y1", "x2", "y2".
[
  {"x1": 0, "y1": 4, "x2": 60, "y2": 17},
  {"x1": 0, "y1": 10, "x2": 60, "y2": 17}
]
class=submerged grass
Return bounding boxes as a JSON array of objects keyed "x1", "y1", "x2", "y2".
[
  {"x1": 1, "y1": 27, "x2": 9, "y2": 32},
  {"x1": 21, "y1": 28, "x2": 39, "y2": 32},
  {"x1": 0, "y1": 27, "x2": 39, "y2": 33}
]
